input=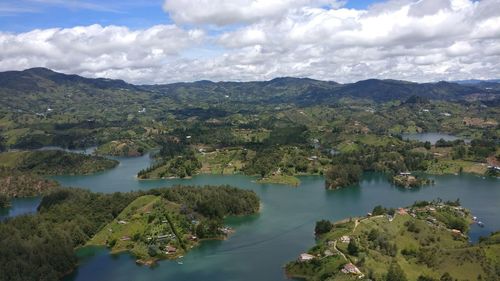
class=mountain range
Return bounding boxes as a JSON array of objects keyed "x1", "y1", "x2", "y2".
[{"x1": 1, "y1": 68, "x2": 499, "y2": 116}]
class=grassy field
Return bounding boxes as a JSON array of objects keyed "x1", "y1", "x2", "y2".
[
  {"x1": 257, "y1": 174, "x2": 301, "y2": 186},
  {"x1": 426, "y1": 159, "x2": 488, "y2": 175},
  {"x1": 87, "y1": 195, "x2": 196, "y2": 263},
  {"x1": 95, "y1": 139, "x2": 154, "y2": 157},
  {"x1": 0, "y1": 151, "x2": 28, "y2": 168},
  {"x1": 198, "y1": 148, "x2": 247, "y2": 174}
]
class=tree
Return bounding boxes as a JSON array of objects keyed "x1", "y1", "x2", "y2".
[
  {"x1": 372, "y1": 205, "x2": 387, "y2": 216},
  {"x1": 0, "y1": 135, "x2": 6, "y2": 152},
  {"x1": 440, "y1": 273, "x2": 453, "y2": 281},
  {"x1": 386, "y1": 262, "x2": 408, "y2": 281},
  {"x1": 325, "y1": 164, "x2": 362, "y2": 189},
  {"x1": 424, "y1": 141, "x2": 431, "y2": 150},
  {"x1": 417, "y1": 275, "x2": 437, "y2": 281},
  {"x1": 347, "y1": 239, "x2": 359, "y2": 256},
  {"x1": 0, "y1": 194, "x2": 10, "y2": 208},
  {"x1": 314, "y1": 220, "x2": 333, "y2": 235}
]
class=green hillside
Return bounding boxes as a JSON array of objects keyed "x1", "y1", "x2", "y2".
[{"x1": 286, "y1": 201, "x2": 500, "y2": 281}]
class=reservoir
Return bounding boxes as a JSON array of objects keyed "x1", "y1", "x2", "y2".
[
  {"x1": 3, "y1": 153, "x2": 499, "y2": 281},
  {"x1": 401, "y1": 132, "x2": 469, "y2": 144}
]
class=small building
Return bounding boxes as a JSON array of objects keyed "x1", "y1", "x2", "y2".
[
  {"x1": 397, "y1": 208, "x2": 408, "y2": 215},
  {"x1": 165, "y1": 245, "x2": 177, "y2": 254},
  {"x1": 120, "y1": 236, "x2": 131, "y2": 241},
  {"x1": 399, "y1": 172, "x2": 412, "y2": 176},
  {"x1": 451, "y1": 229, "x2": 462, "y2": 235},
  {"x1": 219, "y1": 226, "x2": 233, "y2": 235},
  {"x1": 324, "y1": 249, "x2": 334, "y2": 257},
  {"x1": 340, "y1": 236, "x2": 351, "y2": 243},
  {"x1": 307, "y1": 156, "x2": 318, "y2": 161},
  {"x1": 157, "y1": 234, "x2": 174, "y2": 240},
  {"x1": 298, "y1": 253, "x2": 315, "y2": 262},
  {"x1": 118, "y1": 220, "x2": 128, "y2": 225},
  {"x1": 341, "y1": 263, "x2": 362, "y2": 275}
]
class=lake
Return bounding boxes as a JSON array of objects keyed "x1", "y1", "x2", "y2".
[
  {"x1": 402, "y1": 132, "x2": 469, "y2": 144},
  {"x1": 0, "y1": 197, "x2": 41, "y2": 221},
  {"x1": 2, "y1": 153, "x2": 499, "y2": 281}
]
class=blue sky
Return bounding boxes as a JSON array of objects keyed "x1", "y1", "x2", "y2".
[
  {"x1": 0, "y1": 0, "x2": 383, "y2": 32},
  {"x1": 0, "y1": 0, "x2": 168, "y2": 32}
]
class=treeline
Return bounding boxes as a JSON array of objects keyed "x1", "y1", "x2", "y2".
[
  {"x1": 0, "y1": 188, "x2": 138, "y2": 281},
  {"x1": 138, "y1": 139, "x2": 202, "y2": 178},
  {"x1": 324, "y1": 142, "x2": 433, "y2": 188},
  {"x1": 0, "y1": 194, "x2": 8, "y2": 208},
  {"x1": 324, "y1": 164, "x2": 362, "y2": 189},
  {"x1": 3, "y1": 150, "x2": 118, "y2": 175},
  {"x1": 242, "y1": 148, "x2": 282, "y2": 177},
  {"x1": 161, "y1": 185, "x2": 260, "y2": 239},
  {"x1": 331, "y1": 143, "x2": 432, "y2": 174},
  {"x1": 0, "y1": 184, "x2": 260, "y2": 280},
  {"x1": 160, "y1": 185, "x2": 260, "y2": 219},
  {"x1": 436, "y1": 138, "x2": 498, "y2": 161},
  {"x1": 0, "y1": 167, "x2": 59, "y2": 198}
]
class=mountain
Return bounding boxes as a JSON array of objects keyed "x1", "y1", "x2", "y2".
[
  {"x1": 0, "y1": 68, "x2": 153, "y2": 118},
  {"x1": 0, "y1": 68, "x2": 499, "y2": 117},
  {"x1": 453, "y1": 79, "x2": 500, "y2": 85}
]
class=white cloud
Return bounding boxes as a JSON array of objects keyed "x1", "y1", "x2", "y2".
[
  {"x1": 1, "y1": 0, "x2": 500, "y2": 83},
  {"x1": 0, "y1": 24, "x2": 204, "y2": 83},
  {"x1": 162, "y1": 0, "x2": 344, "y2": 26}
]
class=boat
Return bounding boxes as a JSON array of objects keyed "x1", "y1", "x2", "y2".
[
  {"x1": 177, "y1": 262, "x2": 183, "y2": 265},
  {"x1": 477, "y1": 221, "x2": 484, "y2": 227}
]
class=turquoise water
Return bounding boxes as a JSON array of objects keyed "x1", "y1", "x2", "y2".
[
  {"x1": 3, "y1": 153, "x2": 499, "y2": 281},
  {"x1": 402, "y1": 132, "x2": 469, "y2": 144},
  {"x1": 0, "y1": 196, "x2": 41, "y2": 221}
]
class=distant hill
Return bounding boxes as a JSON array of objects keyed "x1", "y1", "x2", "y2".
[
  {"x1": 142, "y1": 76, "x2": 499, "y2": 104},
  {"x1": 453, "y1": 79, "x2": 500, "y2": 85},
  {"x1": 0, "y1": 68, "x2": 499, "y2": 116},
  {"x1": 0, "y1": 68, "x2": 154, "y2": 118}
]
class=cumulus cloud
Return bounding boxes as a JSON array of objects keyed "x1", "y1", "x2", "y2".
[
  {"x1": 1, "y1": 0, "x2": 500, "y2": 83},
  {"x1": 162, "y1": 0, "x2": 344, "y2": 26},
  {"x1": 0, "y1": 24, "x2": 204, "y2": 83}
]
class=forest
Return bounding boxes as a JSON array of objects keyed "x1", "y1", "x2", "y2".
[{"x1": 0, "y1": 185, "x2": 259, "y2": 280}]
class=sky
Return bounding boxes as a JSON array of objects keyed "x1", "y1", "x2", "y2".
[{"x1": 0, "y1": 0, "x2": 499, "y2": 84}]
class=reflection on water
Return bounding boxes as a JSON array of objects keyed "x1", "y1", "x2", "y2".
[{"x1": 402, "y1": 132, "x2": 469, "y2": 144}]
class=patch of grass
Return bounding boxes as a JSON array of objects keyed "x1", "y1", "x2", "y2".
[
  {"x1": 257, "y1": 175, "x2": 301, "y2": 186},
  {"x1": 426, "y1": 159, "x2": 487, "y2": 175}
]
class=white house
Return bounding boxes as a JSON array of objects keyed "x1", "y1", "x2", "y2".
[{"x1": 298, "y1": 253, "x2": 315, "y2": 262}]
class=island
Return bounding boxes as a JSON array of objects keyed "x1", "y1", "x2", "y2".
[
  {"x1": 0, "y1": 150, "x2": 118, "y2": 207},
  {"x1": 0, "y1": 185, "x2": 259, "y2": 279},
  {"x1": 391, "y1": 173, "x2": 434, "y2": 188},
  {"x1": 0, "y1": 150, "x2": 118, "y2": 175},
  {"x1": 286, "y1": 200, "x2": 499, "y2": 281},
  {"x1": 87, "y1": 185, "x2": 260, "y2": 265},
  {"x1": 95, "y1": 139, "x2": 153, "y2": 157}
]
